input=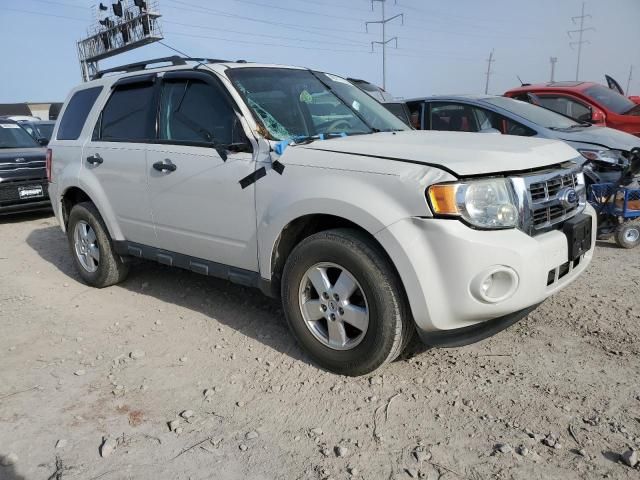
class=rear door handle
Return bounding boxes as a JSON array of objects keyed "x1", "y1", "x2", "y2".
[
  {"x1": 152, "y1": 160, "x2": 177, "y2": 173},
  {"x1": 86, "y1": 154, "x2": 103, "y2": 165}
]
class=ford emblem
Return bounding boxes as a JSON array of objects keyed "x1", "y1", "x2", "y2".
[{"x1": 558, "y1": 187, "x2": 578, "y2": 208}]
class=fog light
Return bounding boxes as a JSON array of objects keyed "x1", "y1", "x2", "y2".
[{"x1": 470, "y1": 266, "x2": 519, "y2": 303}]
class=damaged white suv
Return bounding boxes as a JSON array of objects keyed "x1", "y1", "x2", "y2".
[{"x1": 48, "y1": 57, "x2": 595, "y2": 375}]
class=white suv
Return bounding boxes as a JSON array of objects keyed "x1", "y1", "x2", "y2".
[{"x1": 47, "y1": 57, "x2": 595, "y2": 375}]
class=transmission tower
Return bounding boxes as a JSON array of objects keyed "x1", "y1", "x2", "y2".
[
  {"x1": 567, "y1": 2, "x2": 594, "y2": 81},
  {"x1": 365, "y1": 0, "x2": 403, "y2": 90},
  {"x1": 484, "y1": 49, "x2": 495, "y2": 94}
]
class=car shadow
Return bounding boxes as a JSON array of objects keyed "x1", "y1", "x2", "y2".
[
  {"x1": 595, "y1": 240, "x2": 621, "y2": 249},
  {"x1": 0, "y1": 462, "x2": 26, "y2": 480},
  {"x1": 0, "y1": 210, "x2": 53, "y2": 224},
  {"x1": 26, "y1": 225, "x2": 310, "y2": 365}
]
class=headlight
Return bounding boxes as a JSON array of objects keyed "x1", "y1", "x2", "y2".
[
  {"x1": 427, "y1": 178, "x2": 519, "y2": 229},
  {"x1": 578, "y1": 149, "x2": 624, "y2": 165}
]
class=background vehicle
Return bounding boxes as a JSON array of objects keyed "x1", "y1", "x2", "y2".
[
  {"x1": 1, "y1": 115, "x2": 42, "y2": 122},
  {"x1": 49, "y1": 57, "x2": 594, "y2": 375},
  {"x1": 347, "y1": 78, "x2": 395, "y2": 102},
  {"x1": 15, "y1": 120, "x2": 55, "y2": 145},
  {"x1": 504, "y1": 82, "x2": 640, "y2": 137},
  {"x1": 0, "y1": 119, "x2": 50, "y2": 214},
  {"x1": 389, "y1": 94, "x2": 640, "y2": 186}
]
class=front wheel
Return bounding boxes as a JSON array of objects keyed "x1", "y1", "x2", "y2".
[
  {"x1": 615, "y1": 222, "x2": 640, "y2": 249},
  {"x1": 67, "y1": 202, "x2": 129, "y2": 287},
  {"x1": 281, "y1": 229, "x2": 412, "y2": 376}
]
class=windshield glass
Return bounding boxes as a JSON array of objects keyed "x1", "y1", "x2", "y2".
[
  {"x1": 584, "y1": 84, "x2": 636, "y2": 114},
  {"x1": 485, "y1": 97, "x2": 580, "y2": 129},
  {"x1": 227, "y1": 68, "x2": 409, "y2": 141},
  {"x1": 0, "y1": 123, "x2": 40, "y2": 148},
  {"x1": 35, "y1": 123, "x2": 54, "y2": 140}
]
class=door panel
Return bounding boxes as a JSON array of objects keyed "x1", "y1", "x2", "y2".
[
  {"x1": 146, "y1": 144, "x2": 257, "y2": 270},
  {"x1": 81, "y1": 142, "x2": 156, "y2": 244},
  {"x1": 147, "y1": 73, "x2": 258, "y2": 271}
]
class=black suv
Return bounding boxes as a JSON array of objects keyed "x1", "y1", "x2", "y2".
[{"x1": 0, "y1": 119, "x2": 50, "y2": 214}]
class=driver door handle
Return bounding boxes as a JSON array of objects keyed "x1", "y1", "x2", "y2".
[
  {"x1": 152, "y1": 160, "x2": 177, "y2": 173},
  {"x1": 86, "y1": 153, "x2": 103, "y2": 165}
]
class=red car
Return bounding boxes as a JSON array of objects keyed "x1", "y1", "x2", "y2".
[{"x1": 505, "y1": 81, "x2": 640, "y2": 137}]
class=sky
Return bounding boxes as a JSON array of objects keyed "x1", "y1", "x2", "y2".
[{"x1": 0, "y1": 0, "x2": 639, "y2": 103}]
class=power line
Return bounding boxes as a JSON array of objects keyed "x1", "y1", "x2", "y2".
[
  {"x1": 164, "y1": 20, "x2": 368, "y2": 47},
  {"x1": 165, "y1": 30, "x2": 371, "y2": 55},
  {"x1": 567, "y1": 1, "x2": 594, "y2": 81},
  {"x1": 484, "y1": 49, "x2": 495, "y2": 94},
  {"x1": 366, "y1": 0, "x2": 403, "y2": 90},
  {"x1": 0, "y1": 6, "x2": 85, "y2": 22}
]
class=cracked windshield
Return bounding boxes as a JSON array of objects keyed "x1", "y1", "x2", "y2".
[{"x1": 228, "y1": 68, "x2": 408, "y2": 141}]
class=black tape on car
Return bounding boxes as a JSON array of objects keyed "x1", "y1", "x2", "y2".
[
  {"x1": 272, "y1": 160, "x2": 285, "y2": 175},
  {"x1": 239, "y1": 167, "x2": 267, "y2": 189}
]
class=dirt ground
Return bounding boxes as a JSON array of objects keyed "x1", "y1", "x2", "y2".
[{"x1": 0, "y1": 211, "x2": 639, "y2": 480}]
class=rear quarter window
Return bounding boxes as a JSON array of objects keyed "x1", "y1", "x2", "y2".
[{"x1": 57, "y1": 86, "x2": 103, "y2": 140}]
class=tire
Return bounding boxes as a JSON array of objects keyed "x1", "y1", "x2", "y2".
[
  {"x1": 281, "y1": 228, "x2": 412, "y2": 376},
  {"x1": 67, "y1": 202, "x2": 129, "y2": 287},
  {"x1": 615, "y1": 222, "x2": 640, "y2": 249}
]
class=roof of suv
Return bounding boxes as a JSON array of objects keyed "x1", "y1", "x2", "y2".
[{"x1": 88, "y1": 57, "x2": 307, "y2": 87}]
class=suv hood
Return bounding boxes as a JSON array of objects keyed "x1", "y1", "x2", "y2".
[
  {"x1": 299, "y1": 130, "x2": 579, "y2": 177},
  {"x1": 555, "y1": 125, "x2": 640, "y2": 152}
]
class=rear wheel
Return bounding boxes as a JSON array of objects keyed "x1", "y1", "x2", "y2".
[
  {"x1": 281, "y1": 228, "x2": 412, "y2": 376},
  {"x1": 615, "y1": 222, "x2": 640, "y2": 249},
  {"x1": 67, "y1": 202, "x2": 129, "y2": 287}
]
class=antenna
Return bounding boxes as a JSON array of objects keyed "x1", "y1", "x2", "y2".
[
  {"x1": 77, "y1": 0, "x2": 164, "y2": 81},
  {"x1": 484, "y1": 49, "x2": 495, "y2": 94},
  {"x1": 549, "y1": 57, "x2": 558, "y2": 82},
  {"x1": 365, "y1": 0, "x2": 403, "y2": 91},
  {"x1": 626, "y1": 65, "x2": 634, "y2": 96},
  {"x1": 567, "y1": 2, "x2": 594, "y2": 81}
]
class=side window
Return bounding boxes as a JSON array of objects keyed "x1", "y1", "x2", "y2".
[
  {"x1": 429, "y1": 103, "x2": 479, "y2": 132},
  {"x1": 57, "y1": 86, "x2": 102, "y2": 140},
  {"x1": 539, "y1": 95, "x2": 591, "y2": 122},
  {"x1": 100, "y1": 82, "x2": 156, "y2": 141},
  {"x1": 406, "y1": 101, "x2": 423, "y2": 129},
  {"x1": 473, "y1": 108, "x2": 535, "y2": 136},
  {"x1": 159, "y1": 79, "x2": 236, "y2": 145}
]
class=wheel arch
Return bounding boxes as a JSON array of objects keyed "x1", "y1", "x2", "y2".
[
  {"x1": 60, "y1": 185, "x2": 122, "y2": 240},
  {"x1": 263, "y1": 213, "x2": 407, "y2": 305}
]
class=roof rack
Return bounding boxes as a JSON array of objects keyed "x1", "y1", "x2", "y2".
[{"x1": 92, "y1": 56, "x2": 246, "y2": 79}]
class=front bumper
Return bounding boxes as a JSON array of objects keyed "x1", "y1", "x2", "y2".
[
  {"x1": 375, "y1": 204, "x2": 596, "y2": 340},
  {"x1": 0, "y1": 179, "x2": 51, "y2": 215}
]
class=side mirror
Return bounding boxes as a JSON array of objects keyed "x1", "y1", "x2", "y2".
[
  {"x1": 590, "y1": 108, "x2": 606, "y2": 125},
  {"x1": 37, "y1": 138, "x2": 49, "y2": 146}
]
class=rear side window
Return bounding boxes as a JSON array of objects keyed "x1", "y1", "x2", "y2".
[
  {"x1": 99, "y1": 83, "x2": 156, "y2": 141},
  {"x1": 57, "y1": 86, "x2": 102, "y2": 140}
]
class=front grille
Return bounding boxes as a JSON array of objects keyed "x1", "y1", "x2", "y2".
[
  {"x1": 511, "y1": 162, "x2": 586, "y2": 235},
  {"x1": 0, "y1": 180, "x2": 49, "y2": 205},
  {"x1": 529, "y1": 173, "x2": 578, "y2": 202}
]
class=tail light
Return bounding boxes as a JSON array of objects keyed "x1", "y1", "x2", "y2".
[{"x1": 45, "y1": 148, "x2": 52, "y2": 183}]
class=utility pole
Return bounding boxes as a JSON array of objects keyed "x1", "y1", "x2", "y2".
[
  {"x1": 550, "y1": 57, "x2": 558, "y2": 82},
  {"x1": 567, "y1": 2, "x2": 594, "y2": 81},
  {"x1": 366, "y1": 0, "x2": 403, "y2": 90},
  {"x1": 484, "y1": 49, "x2": 495, "y2": 94},
  {"x1": 626, "y1": 65, "x2": 633, "y2": 95}
]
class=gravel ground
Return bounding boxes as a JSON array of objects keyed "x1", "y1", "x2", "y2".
[{"x1": 0, "y1": 211, "x2": 639, "y2": 480}]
